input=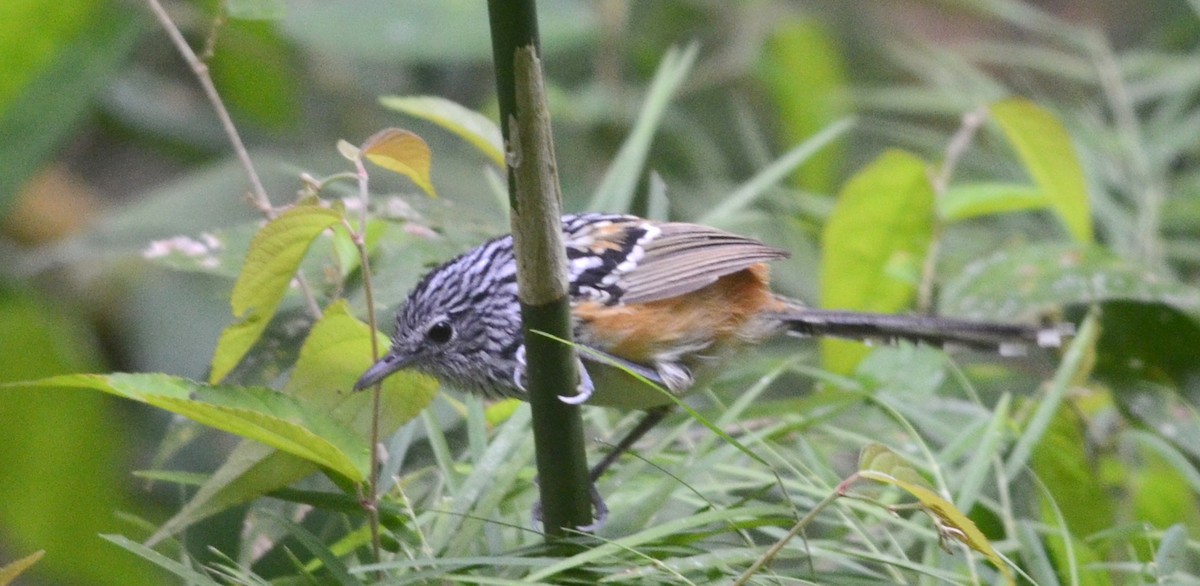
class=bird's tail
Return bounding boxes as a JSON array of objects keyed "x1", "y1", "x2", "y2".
[{"x1": 774, "y1": 303, "x2": 1072, "y2": 355}]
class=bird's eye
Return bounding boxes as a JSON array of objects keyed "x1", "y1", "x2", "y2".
[{"x1": 426, "y1": 321, "x2": 454, "y2": 344}]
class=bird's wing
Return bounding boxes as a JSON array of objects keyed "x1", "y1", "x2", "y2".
[{"x1": 566, "y1": 217, "x2": 788, "y2": 306}]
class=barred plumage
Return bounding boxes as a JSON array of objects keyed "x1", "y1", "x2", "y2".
[
  {"x1": 354, "y1": 213, "x2": 1071, "y2": 528},
  {"x1": 355, "y1": 213, "x2": 1070, "y2": 408}
]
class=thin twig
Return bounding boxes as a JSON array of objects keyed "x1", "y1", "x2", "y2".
[
  {"x1": 144, "y1": 0, "x2": 323, "y2": 320},
  {"x1": 350, "y1": 157, "x2": 385, "y2": 566},
  {"x1": 733, "y1": 484, "x2": 844, "y2": 585},
  {"x1": 144, "y1": 0, "x2": 271, "y2": 214},
  {"x1": 917, "y1": 107, "x2": 988, "y2": 314}
]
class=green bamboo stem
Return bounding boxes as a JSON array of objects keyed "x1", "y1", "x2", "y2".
[{"x1": 486, "y1": 0, "x2": 595, "y2": 537}]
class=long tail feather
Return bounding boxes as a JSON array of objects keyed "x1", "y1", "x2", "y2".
[{"x1": 779, "y1": 308, "x2": 1072, "y2": 355}]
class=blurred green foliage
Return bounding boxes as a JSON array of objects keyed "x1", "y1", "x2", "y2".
[{"x1": 2, "y1": 0, "x2": 1200, "y2": 583}]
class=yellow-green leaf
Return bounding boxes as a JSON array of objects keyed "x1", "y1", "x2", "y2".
[
  {"x1": 0, "y1": 550, "x2": 44, "y2": 586},
  {"x1": 939, "y1": 182, "x2": 1048, "y2": 221},
  {"x1": 147, "y1": 301, "x2": 438, "y2": 545},
  {"x1": 285, "y1": 300, "x2": 438, "y2": 434},
  {"x1": 821, "y1": 149, "x2": 935, "y2": 373},
  {"x1": 1, "y1": 373, "x2": 368, "y2": 482},
  {"x1": 380, "y1": 95, "x2": 504, "y2": 168},
  {"x1": 989, "y1": 98, "x2": 1092, "y2": 243},
  {"x1": 210, "y1": 202, "x2": 343, "y2": 383},
  {"x1": 859, "y1": 444, "x2": 1014, "y2": 585},
  {"x1": 360, "y1": 128, "x2": 437, "y2": 197}
]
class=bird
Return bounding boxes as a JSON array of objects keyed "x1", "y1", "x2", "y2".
[{"x1": 354, "y1": 212, "x2": 1069, "y2": 525}]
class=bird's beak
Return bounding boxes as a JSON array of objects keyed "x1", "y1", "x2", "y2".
[{"x1": 353, "y1": 352, "x2": 413, "y2": 391}]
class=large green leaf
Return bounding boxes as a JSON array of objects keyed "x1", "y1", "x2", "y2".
[
  {"x1": 146, "y1": 301, "x2": 437, "y2": 544},
  {"x1": 0, "y1": 287, "x2": 162, "y2": 585},
  {"x1": 989, "y1": 98, "x2": 1093, "y2": 243},
  {"x1": 820, "y1": 149, "x2": 935, "y2": 373},
  {"x1": 0, "y1": 373, "x2": 368, "y2": 483},
  {"x1": 940, "y1": 243, "x2": 1200, "y2": 321},
  {"x1": 1030, "y1": 406, "x2": 1115, "y2": 540},
  {"x1": 210, "y1": 202, "x2": 344, "y2": 383},
  {"x1": 758, "y1": 18, "x2": 848, "y2": 194},
  {"x1": 209, "y1": 20, "x2": 301, "y2": 131},
  {"x1": 0, "y1": 0, "x2": 143, "y2": 218}
]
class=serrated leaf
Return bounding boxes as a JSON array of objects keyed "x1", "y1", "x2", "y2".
[
  {"x1": 0, "y1": 374, "x2": 368, "y2": 482},
  {"x1": 146, "y1": 302, "x2": 437, "y2": 545},
  {"x1": 379, "y1": 95, "x2": 504, "y2": 167},
  {"x1": 940, "y1": 243, "x2": 1200, "y2": 321},
  {"x1": 210, "y1": 203, "x2": 343, "y2": 383},
  {"x1": 360, "y1": 128, "x2": 437, "y2": 197},
  {"x1": 859, "y1": 445, "x2": 1014, "y2": 585},
  {"x1": 820, "y1": 149, "x2": 935, "y2": 373},
  {"x1": 939, "y1": 182, "x2": 1048, "y2": 221},
  {"x1": 989, "y1": 98, "x2": 1092, "y2": 243},
  {"x1": 0, "y1": 550, "x2": 44, "y2": 586}
]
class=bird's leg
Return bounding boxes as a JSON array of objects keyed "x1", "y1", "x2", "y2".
[
  {"x1": 589, "y1": 405, "x2": 672, "y2": 482},
  {"x1": 558, "y1": 357, "x2": 595, "y2": 405},
  {"x1": 530, "y1": 478, "x2": 609, "y2": 532}
]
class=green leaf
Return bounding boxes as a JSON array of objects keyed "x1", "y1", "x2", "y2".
[
  {"x1": 1030, "y1": 405, "x2": 1115, "y2": 539},
  {"x1": 261, "y1": 512, "x2": 363, "y2": 586},
  {"x1": 147, "y1": 302, "x2": 437, "y2": 545},
  {"x1": 989, "y1": 98, "x2": 1093, "y2": 243},
  {"x1": 858, "y1": 445, "x2": 1015, "y2": 585},
  {"x1": 1005, "y1": 312, "x2": 1101, "y2": 479},
  {"x1": 210, "y1": 202, "x2": 343, "y2": 383},
  {"x1": 940, "y1": 243, "x2": 1200, "y2": 321},
  {"x1": 1129, "y1": 434, "x2": 1200, "y2": 533},
  {"x1": 820, "y1": 149, "x2": 935, "y2": 373},
  {"x1": 99, "y1": 535, "x2": 219, "y2": 585},
  {"x1": 0, "y1": 550, "x2": 44, "y2": 586},
  {"x1": 938, "y1": 182, "x2": 1048, "y2": 221},
  {"x1": 0, "y1": 0, "x2": 143, "y2": 219},
  {"x1": 379, "y1": 95, "x2": 504, "y2": 167},
  {"x1": 285, "y1": 300, "x2": 438, "y2": 432},
  {"x1": 588, "y1": 43, "x2": 698, "y2": 213},
  {"x1": 209, "y1": 20, "x2": 300, "y2": 130},
  {"x1": 758, "y1": 18, "x2": 848, "y2": 193},
  {"x1": 146, "y1": 441, "x2": 312, "y2": 547},
  {"x1": 280, "y1": 0, "x2": 595, "y2": 65},
  {"x1": 1, "y1": 373, "x2": 368, "y2": 482},
  {"x1": 0, "y1": 286, "x2": 161, "y2": 585}
]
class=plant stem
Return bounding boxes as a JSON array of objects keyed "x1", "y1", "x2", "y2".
[
  {"x1": 487, "y1": 0, "x2": 595, "y2": 537},
  {"x1": 733, "y1": 485, "x2": 845, "y2": 585},
  {"x1": 917, "y1": 106, "x2": 987, "y2": 314},
  {"x1": 144, "y1": 0, "x2": 322, "y2": 320},
  {"x1": 350, "y1": 157, "x2": 384, "y2": 566}
]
